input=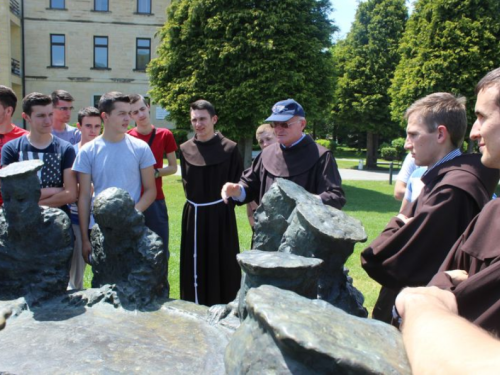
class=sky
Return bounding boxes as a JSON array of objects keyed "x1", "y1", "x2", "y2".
[{"x1": 331, "y1": 0, "x2": 359, "y2": 38}]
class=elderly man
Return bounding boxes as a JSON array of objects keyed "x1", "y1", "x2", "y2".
[
  {"x1": 361, "y1": 92, "x2": 499, "y2": 323},
  {"x1": 222, "y1": 98, "x2": 345, "y2": 209}
]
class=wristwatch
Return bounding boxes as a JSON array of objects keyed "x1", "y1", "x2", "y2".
[{"x1": 154, "y1": 168, "x2": 160, "y2": 179}]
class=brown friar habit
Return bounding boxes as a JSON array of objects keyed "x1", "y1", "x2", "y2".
[
  {"x1": 429, "y1": 198, "x2": 500, "y2": 335},
  {"x1": 179, "y1": 133, "x2": 243, "y2": 306},
  {"x1": 239, "y1": 134, "x2": 345, "y2": 209},
  {"x1": 361, "y1": 153, "x2": 499, "y2": 323}
]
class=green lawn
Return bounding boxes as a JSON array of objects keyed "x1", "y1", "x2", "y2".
[{"x1": 84, "y1": 176, "x2": 397, "y2": 315}]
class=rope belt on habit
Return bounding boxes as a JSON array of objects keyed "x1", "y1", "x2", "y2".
[{"x1": 187, "y1": 198, "x2": 224, "y2": 304}]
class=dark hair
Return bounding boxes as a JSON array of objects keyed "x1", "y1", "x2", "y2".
[
  {"x1": 98, "y1": 92, "x2": 130, "y2": 115},
  {"x1": 404, "y1": 92, "x2": 467, "y2": 148},
  {"x1": 128, "y1": 94, "x2": 147, "y2": 106},
  {"x1": 22, "y1": 92, "x2": 52, "y2": 116},
  {"x1": 78, "y1": 106, "x2": 101, "y2": 124},
  {"x1": 190, "y1": 99, "x2": 216, "y2": 117},
  {"x1": 475, "y1": 67, "x2": 500, "y2": 109},
  {"x1": 51, "y1": 90, "x2": 74, "y2": 106},
  {"x1": 0, "y1": 86, "x2": 17, "y2": 113}
]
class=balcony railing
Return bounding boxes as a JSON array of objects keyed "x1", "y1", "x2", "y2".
[
  {"x1": 11, "y1": 58, "x2": 21, "y2": 76},
  {"x1": 10, "y1": 0, "x2": 21, "y2": 18}
]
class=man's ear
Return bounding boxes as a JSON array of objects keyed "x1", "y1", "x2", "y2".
[
  {"x1": 22, "y1": 112, "x2": 30, "y2": 122},
  {"x1": 101, "y1": 112, "x2": 107, "y2": 122},
  {"x1": 300, "y1": 118, "x2": 307, "y2": 131},
  {"x1": 437, "y1": 125, "x2": 449, "y2": 144},
  {"x1": 76, "y1": 122, "x2": 82, "y2": 130},
  {"x1": 212, "y1": 115, "x2": 218, "y2": 125}
]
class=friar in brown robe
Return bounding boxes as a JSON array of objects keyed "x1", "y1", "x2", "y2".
[
  {"x1": 361, "y1": 93, "x2": 499, "y2": 323},
  {"x1": 427, "y1": 68, "x2": 500, "y2": 335},
  {"x1": 221, "y1": 99, "x2": 345, "y2": 210},
  {"x1": 180, "y1": 100, "x2": 243, "y2": 306}
]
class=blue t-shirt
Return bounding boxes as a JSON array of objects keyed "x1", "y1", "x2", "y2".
[
  {"x1": 52, "y1": 124, "x2": 81, "y2": 145},
  {"x1": 1, "y1": 135, "x2": 76, "y2": 189}
]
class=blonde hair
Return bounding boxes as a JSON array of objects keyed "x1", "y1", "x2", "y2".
[{"x1": 256, "y1": 123, "x2": 273, "y2": 138}]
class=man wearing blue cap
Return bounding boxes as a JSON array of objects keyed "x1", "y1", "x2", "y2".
[{"x1": 222, "y1": 98, "x2": 345, "y2": 209}]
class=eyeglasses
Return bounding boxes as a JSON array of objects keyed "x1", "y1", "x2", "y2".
[
  {"x1": 55, "y1": 106, "x2": 74, "y2": 111},
  {"x1": 270, "y1": 120, "x2": 300, "y2": 129}
]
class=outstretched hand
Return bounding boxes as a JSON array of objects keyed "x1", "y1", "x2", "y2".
[{"x1": 221, "y1": 183, "x2": 241, "y2": 204}]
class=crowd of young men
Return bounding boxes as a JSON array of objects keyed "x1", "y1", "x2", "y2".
[{"x1": 2, "y1": 65, "x2": 500, "y2": 370}]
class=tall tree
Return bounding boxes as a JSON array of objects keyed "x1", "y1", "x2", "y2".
[
  {"x1": 390, "y1": 0, "x2": 500, "y2": 134},
  {"x1": 332, "y1": 0, "x2": 407, "y2": 167},
  {"x1": 148, "y1": 0, "x2": 337, "y2": 166}
]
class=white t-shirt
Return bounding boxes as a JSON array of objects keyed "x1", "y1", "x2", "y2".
[{"x1": 72, "y1": 134, "x2": 156, "y2": 203}]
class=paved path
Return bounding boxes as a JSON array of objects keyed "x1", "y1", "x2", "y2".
[{"x1": 175, "y1": 166, "x2": 395, "y2": 182}]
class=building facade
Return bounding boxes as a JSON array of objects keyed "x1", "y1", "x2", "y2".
[
  {"x1": 3, "y1": 0, "x2": 173, "y2": 128},
  {"x1": 0, "y1": 0, "x2": 23, "y2": 126}
]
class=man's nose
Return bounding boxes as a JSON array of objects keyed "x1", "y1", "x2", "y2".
[{"x1": 470, "y1": 120, "x2": 481, "y2": 141}]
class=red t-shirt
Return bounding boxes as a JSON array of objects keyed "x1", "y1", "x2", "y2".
[
  {"x1": 0, "y1": 125, "x2": 30, "y2": 205},
  {"x1": 127, "y1": 126, "x2": 178, "y2": 200}
]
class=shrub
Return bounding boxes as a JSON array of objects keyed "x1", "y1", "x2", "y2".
[
  {"x1": 171, "y1": 129, "x2": 189, "y2": 147},
  {"x1": 381, "y1": 147, "x2": 398, "y2": 161},
  {"x1": 391, "y1": 137, "x2": 406, "y2": 160},
  {"x1": 316, "y1": 139, "x2": 332, "y2": 149}
]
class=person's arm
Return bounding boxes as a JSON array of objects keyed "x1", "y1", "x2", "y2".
[
  {"x1": 394, "y1": 180, "x2": 407, "y2": 201},
  {"x1": 158, "y1": 151, "x2": 177, "y2": 177},
  {"x1": 361, "y1": 186, "x2": 478, "y2": 289},
  {"x1": 39, "y1": 187, "x2": 64, "y2": 200},
  {"x1": 77, "y1": 172, "x2": 92, "y2": 264},
  {"x1": 315, "y1": 152, "x2": 345, "y2": 209},
  {"x1": 39, "y1": 168, "x2": 78, "y2": 207},
  {"x1": 396, "y1": 287, "x2": 500, "y2": 375},
  {"x1": 136, "y1": 165, "x2": 156, "y2": 212}
]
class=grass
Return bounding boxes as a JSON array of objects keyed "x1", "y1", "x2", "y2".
[{"x1": 84, "y1": 175, "x2": 396, "y2": 315}]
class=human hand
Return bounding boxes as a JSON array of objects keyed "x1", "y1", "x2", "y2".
[
  {"x1": 82, "y1": 240, "x2": 92, "y2": 264},
  {"x1": 395, "y1": 286, "x2": 458, "y2": 320},
  {"x1": 445, "y1": 269, "x2": 469, "y2": 286},
  {"x1": 221, "y1": 183, "x2": 241, "y2": 203}
]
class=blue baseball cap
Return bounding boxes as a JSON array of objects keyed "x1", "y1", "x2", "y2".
[{"x1": 265, "y1": 99, "x2": 305, "y2": 122}]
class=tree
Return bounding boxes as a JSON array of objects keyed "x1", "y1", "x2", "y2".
[
  {"x1": 148, "y1": 0, "x2": 337, "y2": 166},
  {"x1": 390, "y1": 0, "x2": 500, "y2": 136},
  {"x1": 332, "y1": 0, "x2": 407, "y2": 167}
]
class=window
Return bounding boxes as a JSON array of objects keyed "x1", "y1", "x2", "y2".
[
  {"x1": 136, "y1": 38, "x2": 151, "y2": 71},
  {"x1": 94, "y1": 36, "x2": 108, "y2": 69},
  {"x1": 93, "y1": 95, "x2": 102, "y2": 108},
  {"x1": 94, "y1": 0, "x2": 108, "y2": 11},
  {"x1": 137, "y1": 0, "x2": 151, "y2": 14},
  {"x1": 50, "y1": 34, "x2": 65, "y2": 67},
  {"x1": 50, "y1": 0, "x2": 65, "y2": 9}
]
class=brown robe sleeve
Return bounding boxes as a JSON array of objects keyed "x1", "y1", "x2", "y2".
[{"x1": 361, "y1": 185, "x2": 480, "y2": 290}]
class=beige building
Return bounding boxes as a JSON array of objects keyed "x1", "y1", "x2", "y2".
[
  {"x1": 2, "y1": 0, "x2": 173, "y2": 128},
  {"x1": 0, "y1": 0, "x2": 23, "y2": 126}
]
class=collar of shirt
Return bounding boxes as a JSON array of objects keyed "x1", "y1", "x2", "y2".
[
  {"x1": 424, "y1": 148, "x2": 462, "y2": 175},
  {"x1": 280, "y1": 133, "x2": 306, "y2": 149}
]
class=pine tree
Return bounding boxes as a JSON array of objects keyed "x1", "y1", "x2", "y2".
[
  {"x1": 333, "y1": 0, "x2": 407, "y2": 167},
  {"x1": 390, "y1": 0, "x2": 500, "y2": 132}
]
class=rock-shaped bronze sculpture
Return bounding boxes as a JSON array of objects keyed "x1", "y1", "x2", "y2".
[
  {"x1": 226, "y1": 285, "x2": 411, "y2": 374},
  {"x1": 90, "y1": 187, "x2": 169, "y2": 307},
  {"x1": 0, "y1": 160, "x2": 73, "y2": 301}
]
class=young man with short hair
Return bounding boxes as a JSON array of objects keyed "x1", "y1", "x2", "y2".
[
  {"x1": 72, "y1": 92, "x2": 156, "y2": 264},
  {"x1": 51, "y1": 90, "x2": 81, "y2": 145},
  {"x1": 128, "y1": 94, "x2": 178, "y2": 292},
  {"x1": 0, "y1": 85, "x2": 29, "y2": 205},
  {"x1": 361, "y1": 92, "x2": 499, "y2": 323},
  {"x1": 68, "y1": 106, "x2": 102, "y2": 289},
  {"x1": 1, "y1": 92, "x2": 78, "y2": 213},
  {"x1": 426, "y1": 67, "x2": 500, "y2": 334},
  {"x1": 180, "y1": 99, "x2": 243, "y2": 306}
]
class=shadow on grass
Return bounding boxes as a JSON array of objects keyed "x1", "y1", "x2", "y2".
[{"x1": 343, "y1": 185, "x2": 400, "y2": 213}]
